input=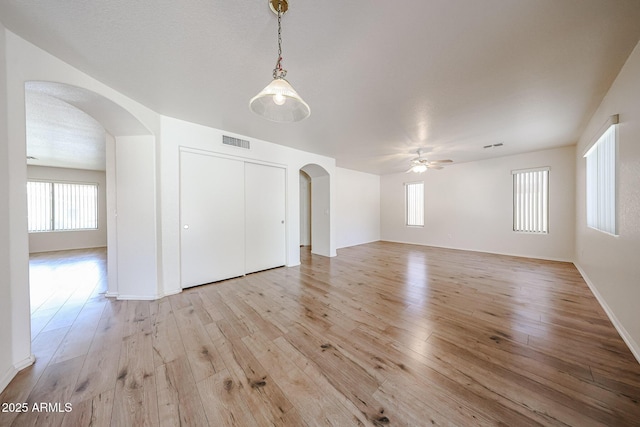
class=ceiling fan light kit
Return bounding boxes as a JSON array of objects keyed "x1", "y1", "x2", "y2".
[
  {"x1": 406, "y1": 149, "x2": 453, "y2": 173},
  {"x1": 249, "y1": 0, "x2": 310, "y2": 122}
]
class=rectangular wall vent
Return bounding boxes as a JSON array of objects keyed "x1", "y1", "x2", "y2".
[
  {"x1": 483, "y1": 143, "x2": 504, "y2": 149},
  {"x1": 222, "y1": 135, "x2": 251, "y2": 150}
]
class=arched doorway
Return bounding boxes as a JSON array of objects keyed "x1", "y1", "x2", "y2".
[
  {"x1": 300, "y1": 163, "x2": 332, "y2": 257},
  {"x1": 24, "y1": 81, "x2": 153, "y2": 335}
]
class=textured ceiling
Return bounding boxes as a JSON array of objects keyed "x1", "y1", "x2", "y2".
[
  {"x1": 25, "y1": 89, "x2": 107, "y2": 171},
  {"x1": 3, "y1": 0, "x2": 640, "y2": 174},
  {"x1": 25, "y1": 81, "x2": 151, "y2": 171}
]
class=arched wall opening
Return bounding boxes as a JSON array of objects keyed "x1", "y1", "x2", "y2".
[
  {"x1": 299, "y1": 170, "x2": 311, "y2": 247},
  {"x1": 23, "y1": 81, "x2": 158, "y2": 309},
  {"x1": 3, "y1": 30, "x2": 166, "y2": 390},
  {"x1": 300, "y1": 163, "x2": 332, "y2": 257}
]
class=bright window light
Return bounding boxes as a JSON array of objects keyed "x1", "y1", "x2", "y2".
[
  {"x1": 512, "y1": 167, "x2": 549, "y2": 234},
  {"x1": 405, "y1": 181, "x2": 424, "y2": 227},
  {"x1": 27, "y1": 181, "x2": 98, "y2": 232},
  {"x1": 585, "y1": 124, "x2": 617, "y2": 235}
]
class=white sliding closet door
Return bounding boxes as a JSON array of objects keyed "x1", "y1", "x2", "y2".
[
  {"x1": 180, "y1": 151, "x2": 245, "y2": 288},
  {"x1": 245, "y1": 162, "x2": 286, "y2": 274}
]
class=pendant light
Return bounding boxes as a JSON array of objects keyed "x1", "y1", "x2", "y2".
[{"x1": 249, "y1": 0, "x2": 310, "y2": 122}]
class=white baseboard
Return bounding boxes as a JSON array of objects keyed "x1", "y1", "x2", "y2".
[
  {"x1": 116, "y1": 294, "x2": 160, "y2": 301},
  {"x1": 379, "y1": 239, "x2": 573, "y2": 263},
  {"x1": 14, "y1": 354, "x2": 36, "y2": 371},
  {"x1": 574, "y1": 263, "x2": 640, "y2": 364},
  {"x1": 336, "y1": 238, "x2": 382, "y2": 251},
  {"x1": 109, "y1": 288, "x2": 180, "y2": 301},
  {"x1": 0, "y1": 366, "x2": 17, "y2": 394},
  {"x1": 159, "y1": 288, "x2": 182, "y2": 298},
  {"x1": 1, "y1": 354, "x2": 35, "y2": 393}
]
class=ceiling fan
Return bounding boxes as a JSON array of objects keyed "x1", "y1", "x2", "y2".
[{"x1": 406, "y1": 150, "x2": 453, "y2": 173}]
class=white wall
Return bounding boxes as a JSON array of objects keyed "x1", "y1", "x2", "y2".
[
  {"x1": 6, "y1": 32, "x2": 161, "y2": 304},
  {"x1": 115, "y1": 135, "x2": 159, "y2": 299},
  {"x1": 27, "y1": 166, "x2": 107, "y2": 253},
  {"x1": 299, "y1": 163, "x2": 335, "y2": 258},
  {"x1": 0, "y1": 22, "x2": 18, "y2": 393},
  {"x1": 3, "y1": 30, "x2": 340, "y2": 304},
  {"x1": 299, "y1": 172, "x2": 311, "y2": 246},
  {"x1": 335, "y1": 167, "x2": 380, "y2": 249},
  {"x1": 381, "y1": 146, "x2": 576, "y2": 261},
  {"x1": 159, "y1": 116, "x2": 338, "y2": 296},
  {"x1": 105, "y1": 133, "x2": 118, "y2": 296},
  {"x1": 310, "y1": 174, "x2": 331, "y2": 256},
  {"x1": 575, "y1": 41, "x2": 640, "y2": 361},
  {"x1": 2, "y1": 30, "x2": 161, "y2": 389},
  {"x1": 3, "y1": 27, "x2": 35, "y2": 393}
]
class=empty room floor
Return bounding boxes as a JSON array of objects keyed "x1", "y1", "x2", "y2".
[{"x1": 1, "y1": 242, "x2": 640, "y2": 425}]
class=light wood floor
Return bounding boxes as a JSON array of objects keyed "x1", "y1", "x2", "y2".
[{"x1": 2, "y1": 242, "x2": 640, "y2": 426}]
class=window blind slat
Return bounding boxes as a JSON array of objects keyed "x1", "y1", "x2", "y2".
[
  {"x1": 513, "y1": 169, "x2": 548, "y2": 233},
  {"x1": 27, "y1": 181, "x2": 98, "y2": 233},
  {"x1": 585, "y1": 125, "x2": 616, "y2": 235},
  {"x1": 405, "y1": 182, "x2": 424, "y2": 227}
]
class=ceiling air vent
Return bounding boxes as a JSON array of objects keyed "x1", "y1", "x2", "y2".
[
  {"x1": 222, "y1": 135, "x2": 251, "y2": 150},
  {"x1": 483, "y1": 143, "x2": 504, "y2": 149}
]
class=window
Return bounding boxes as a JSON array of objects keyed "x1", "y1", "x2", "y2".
[
  {"x1": 27, "y1": 181, "x2": 98, "y2": 232},
  {"x1": 512, "y1": 167, "x2": 549, "y2": 233},
  {"x1": 405, "y1": 181, "x2": 424, "y2": 227},
  {"x1": 585, "y1": 122, "x2": 617, "y2": 235}
]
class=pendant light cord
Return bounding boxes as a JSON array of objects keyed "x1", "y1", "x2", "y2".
[{"x1": 273, "y1": 1, "x2": 287, "y2": 79}]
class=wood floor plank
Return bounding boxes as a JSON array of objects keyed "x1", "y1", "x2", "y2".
[
  {"x1": 61, "y1": 389, "x2": 114, "y2": 427},
  {"x1": 172, "y1": 305, "x2": 225, "y2": 382},
  {"x1": 13, "y1": 356, "x2": 85, "y2": 427},
  {"x1": 213, "y1": 317, "x2": 308, "y2": 426},
  {"x1": 373, "y1": 375, "x2": 500, "y2": 427},
  {"x1": 184, "y1": 291, "x2": 215, "y2": 326},
  {"x1": 111, "y1": 332, "x2": 159, "y2": 427},
  {"x1": 155, "y1": 357, "x2": 209, "y2": 427},
  {"x1": 69, "y1": 347, "x2": 121, "y2": 405},
  {"x1": 150, "y1": 302, "x2": 186, "y2": 368},
  {"x1": 272, "y1": 335, "x2": 371, "y2": 426},
  {"x1": 426, "y1": 333, "x2": 612, "y2": 426},
  {"x1": 49, "y1": 300, "x2": 105, "y2": 365},
  {"x1": 4, "y1": 243, "x2": 640, "y2": 426},
  {"x1": 243, "y1": 332, "x2": 364, "y2": 427},
  {"x1": 122, "y1": 300, "x2": 152, "y2": 338},
  {"x1": 358, "y1": 324, "x2": 546, "y2": 426},
  {"x1": 87, "y1": 299, "x2": 128, "y2": 355},
  {"x1": 196, "y1": 369, "x2": 260, "y2": 427},
  {"x1": 283, "y1": 322, "x2": 391, "y2": 424}
]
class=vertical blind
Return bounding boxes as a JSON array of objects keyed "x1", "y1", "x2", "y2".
[
  {"x1": 512, "y1": 168, "x2": 549, "y2": 233},
  {"x1": 405, "y1": 181, "x2": 424, "y2": 227},
  {"x1": 27, "y1": 181, "x2": 98, "y2": 232},
  {"x1": 585, "y1": 124, "x2": 616, "y2": 235},
  {"x1": 27, "y1": 181, "x2": 53, "y2": 232}
]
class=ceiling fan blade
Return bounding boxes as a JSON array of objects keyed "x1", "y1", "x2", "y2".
[
  {"x1": 429, "y1": 159, "x2": 453, "y2": 164},
  {"x1": 405, "y1": 167, "x2": 415, "y2": 173},
  {"x1": 427, "y1": 165, "x2": 444, "y2": 170}
]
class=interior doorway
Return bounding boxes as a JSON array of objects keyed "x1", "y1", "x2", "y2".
[
  {"x1": 299, "y1": 163, "x2": 332, "y2": 257},
  {"x1": 23, "y1": 81, "x2": 151, "y2": 343},
  {"x1": 299, "y1": 170, "x2": 311, "y2": 247}
]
